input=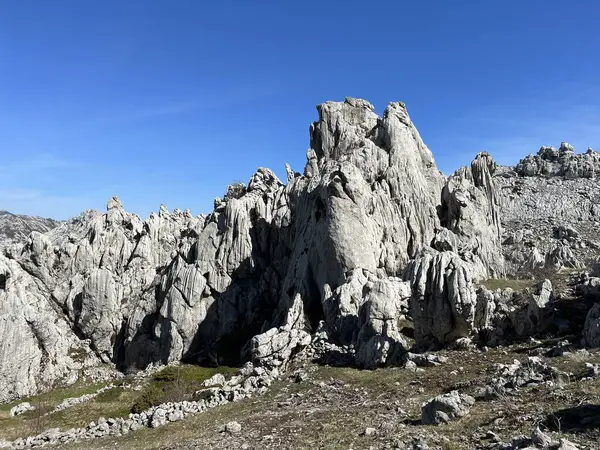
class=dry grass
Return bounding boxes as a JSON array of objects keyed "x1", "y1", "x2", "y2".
[
  {"x1": 3, "y1": 348, "x2": 599, "y2": 449},
  {"x1": 50, "y1": 348, "x2": 531, "y2": 449},
  {"x1": 0, "y1": 381, "x2": 114, "y2": 441}
]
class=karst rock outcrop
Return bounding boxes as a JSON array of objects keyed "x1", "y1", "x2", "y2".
[{"x1": 6, "y1": 96, "x2": 580, "y2": 403}]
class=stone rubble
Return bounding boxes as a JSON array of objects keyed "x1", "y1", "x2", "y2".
[
  {"x1": 7, "y1": 364, "x2": 279, "y2": 449},
  {"x1": 48, "y1": 383, "x2": 118, "y2": 415},
  {"x1": 477, "y1": 357, "x2": 566, "y2": 399},
  {"x1": 9, "y1": 402, "x2": 35, "y2": 417}
]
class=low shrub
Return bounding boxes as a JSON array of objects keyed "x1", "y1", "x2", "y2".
[{"x1": 131, "y1": 365, "x2": 237, "y2": 413}]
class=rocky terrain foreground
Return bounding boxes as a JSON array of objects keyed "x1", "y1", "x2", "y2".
[{"x1": 0, "y1": 98, "x2": 599, "y2": 449}]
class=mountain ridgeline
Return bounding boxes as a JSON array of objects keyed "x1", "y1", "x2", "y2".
[{"x1": 0, "y1": 211, "x2": 61, "y2": 247}]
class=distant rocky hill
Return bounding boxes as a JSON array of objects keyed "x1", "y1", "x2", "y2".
[
  {"x1": 0, "y1": 210, "x2": 61, "y2": 247},
  {"x1": 495, "y1": 143, "x2": 600, "y2": 277}
]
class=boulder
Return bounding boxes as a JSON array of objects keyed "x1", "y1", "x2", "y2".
[
  {"x1": 225, "y1": 421, "x2": 242, "y2": 434},
  {"x1": 421, "y1": 391, "x2": 475, "y2": 425},
  {"x1": 583, "y1": 303, "x2": 600, "y2": 347},
  {"x1": 10, "y1": 402, "x2": 35, "y2": 417}
]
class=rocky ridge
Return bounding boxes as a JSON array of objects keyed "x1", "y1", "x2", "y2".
[
  {"x1": 0, "y1": 211, "x2": 60, "y2": 248},
  {"x1": 0, "y1": 97, "x2": 599, "y2": 435},
  {"x1": 0, "y1": 98, "x2": 509, "y2": 403}
]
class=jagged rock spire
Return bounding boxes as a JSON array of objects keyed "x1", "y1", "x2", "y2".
[{"x1": 0, "y1": 98, "x2": 507, "y2": 400}]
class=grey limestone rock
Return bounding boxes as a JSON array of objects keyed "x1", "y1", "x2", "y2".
[
  {"x1": 481, "y1": 280, "x2": 555, "y2": 345},
  {"x1": 10, "y1": 402, "x2": 35, "y2": 417},
  {"x1": 515, "y1": 142, "x2": 600, "y2": 179},
  {"x1": 438, "y1": 152, "x2": 504, "y2": 279},
  {"x1": 0, "y1": 251, "x2": 103, "y2": 403},
  {"x1": 354, "y1": 278, "x2": 411, "y2": 368},
  {"x1": 0, "y1": 98, "x2": 508, "y2": 401},
  {"x1": 508, "y1": 279, "x2": 554, "y2": 337},
  {"x1": 405, "y1": 249, "x2": 480, "y2": 348},
  {"x1": 224, "y1": 421, "x2": 242, "y2": 434},
  {"x1": 0, "y1": 210, "x2": 61, "y2": 248},
  {"x1": 421, "y1": 390, "x2": 475, "y2": 425},
  {"x1": 150, "y1": 408, "x2": 168, "y2": 428},
  {"x1": 583, "y1": 302, "x2": 600, "y2": 347}
]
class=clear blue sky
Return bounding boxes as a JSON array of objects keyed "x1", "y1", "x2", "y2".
[{"x1": 1, "y1": 1, "x2": 599, "y2": 219}]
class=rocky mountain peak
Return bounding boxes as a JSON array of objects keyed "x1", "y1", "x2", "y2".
[{"x1": 2, "y1": 98, "x2": 599, "y2": 418}]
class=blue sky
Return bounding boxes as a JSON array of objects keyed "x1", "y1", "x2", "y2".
[{"x1": 1, "y1": 1, "x2": 599, "y2": 219}]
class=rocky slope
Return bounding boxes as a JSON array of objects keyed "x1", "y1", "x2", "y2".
[
  {"x1": 0, "y1": 211, "x2": 60, "y2": 247},
  {"x1": 496, "y1": 143, "x2": 600, "y2": 277},
  {"x1": 1, "y1": 97, "x2": 599, "y2": 430}
]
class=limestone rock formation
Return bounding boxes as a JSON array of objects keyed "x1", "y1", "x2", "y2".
[
  {"x1": 583, "y1": 303, "x2": 600, "y2": 347},
  {"x1": 0, "y1": 200, "x2": 203, "y2": 401},
  {"x1": 515, "y1": 143, "x2": 600, "y2": 178},
  {"x1": 405, "y1": 249, "x2": 479, "y2": 348},
  {"x1": 4, "y1": 95, "x2": 600, "y2": 410},
  {"x1": 438, "y1": 152, "x2": 504, "y2": 279},
  {"x1": 476, "y1": 280, "x2": 555, "y2": 346},
  {"x1": 496, "y1": 143, "x2": 600, "y2": 277},
  {"x1": 421, "y1": 391, "x2": 475, "y2": 425},
  {"x1": 354, "y1": 278, "x2": 411, "y2": 368},
  {"x1": 0, "y1": 252, "x2": 103, "y2": 402},
  {"x1": 0, "y1": 97, "x2": 508, "y2": 401}
]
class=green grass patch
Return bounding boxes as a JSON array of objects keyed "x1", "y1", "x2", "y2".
[
  {"x1": 151, "y1": 365, "x2": 237, "y2": 383},
  {"x1": 0, "y1": 380, "x2": 110, "y2": 414},
  {"x1": 131, "y1": 365, "x2": 237, "y2": 414},
  {"x1": 0, "y1": 364, "x2": 238, "y2": 442},
  {"x1": 95, "y1": 386, "x2": 124, "y2": 403}
]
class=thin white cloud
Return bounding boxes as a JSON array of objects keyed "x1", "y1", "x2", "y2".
[
  {"x1": 446, "y1": 93, "x2": 600, "y2": 168},
  {"x1": 46, "y1": 86, "x2": 281, "y2": 139},
  {"x1": 0, "y1": 185, "x2": 133, "y2": 220},
  {"x1": 0, "y1": 154, "x2": 75, "y2": 177},
  {"x1": 78, "y1": 101, "x2": 198, "y2": 129},
  {"x1": 0, "y1": 188, "x2": 92, "y2": 219}
]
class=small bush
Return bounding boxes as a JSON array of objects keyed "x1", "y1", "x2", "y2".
[
  {"x1": 131, "y1": 384, "x2": 164, "y2": 414},
  {"x1": 95, "y1": 387, "x2": 122, "y2": 403},
  {"x1": 442, "y1": 443, "x2": 464, "y2": 450},
  {"x1": 132, "y1": 365, "x2": 237, "y2": 413}
]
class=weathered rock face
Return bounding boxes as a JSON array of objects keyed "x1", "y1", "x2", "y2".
[
  {"x1": 496, "y1": 143, "x2": 600, "y2": 277},
  {"x1": 515, "y1": 143, "x2": 600, "y2": 178},
  {"x1": 438, "y1": 152, "x2": 504, "y2": 279},
  {"x1": 0, "y1": 98, "x2": 507, "y2": 401},
  {"x1": 583, "y1": 303, "x2": 600, "y2": 347},
  {"x1": 0, "y1": 201, "x2": 203, "y2": 401},
  {"x1": 305, "y1": 98, "x2": 446, "y2": 277},
  {"x1": 354, "y1": 278, "x2": 411, "y2": 368},
  {"x1": 474, "y1": 280, "x2": 556, "y2": 346},
  {"x1": 0, "y1": 253, "x2": 103, "y2": 402},
  {"x1": 405, "y1": 249, "x2": 480, "y2": 348}
]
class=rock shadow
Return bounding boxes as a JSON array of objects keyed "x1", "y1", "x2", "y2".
[{"x1": 545, "y1": 404, "x2": 600, "y2": 432}]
